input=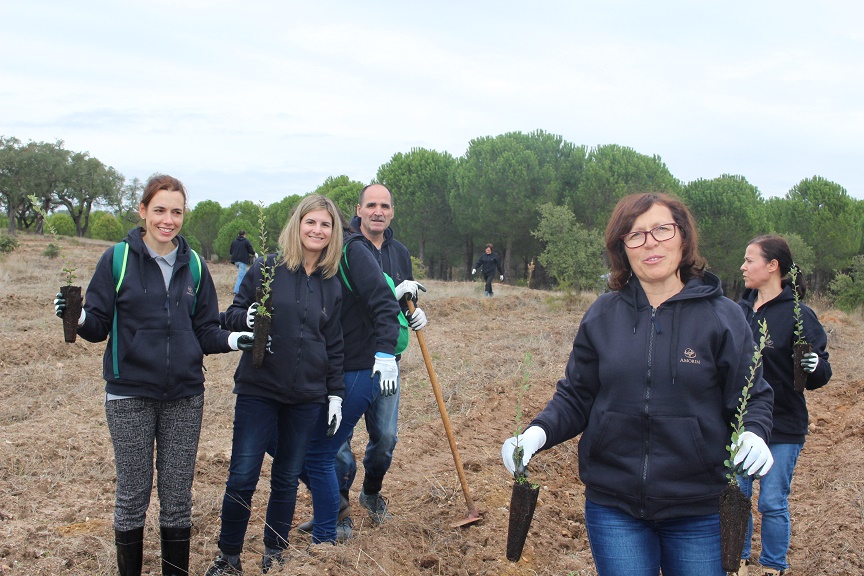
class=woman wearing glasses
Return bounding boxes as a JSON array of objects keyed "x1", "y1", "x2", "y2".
[{"x1": 502, "y1": 192, "x2": 775, "y2": 575}]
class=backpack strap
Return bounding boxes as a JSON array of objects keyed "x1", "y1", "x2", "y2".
[
  {"x1": 338, "y1": 234, "x2": 364, "y2": 293},
  {"x1": 109, "y1": 242, "x2": 202, "y2": 379},
  {"x1": 110, "y1": 241, "x2": 129, "y2": 379},
  {"x1": 189, "y1": 249, "x2": 202, "y2": 313}
]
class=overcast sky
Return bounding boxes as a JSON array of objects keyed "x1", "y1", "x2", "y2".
[{"x1": 3, "y1": 1, "x2": 863, "y2": 207}]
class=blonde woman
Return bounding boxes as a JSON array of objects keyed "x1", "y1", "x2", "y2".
[{"x1": 206, "y1": 195, "x2": 345, "y2": 575}]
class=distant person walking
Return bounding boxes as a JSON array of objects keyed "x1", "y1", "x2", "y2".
[
  {"x1": 472, "y1": 243, "x2": 504, "y2": 296},
  {"x1": 54, "y1": 174, "x2": 255, "y2": 576},
  {"x1": 230, "y1": 230, "x2": 255, "y2": 295}
]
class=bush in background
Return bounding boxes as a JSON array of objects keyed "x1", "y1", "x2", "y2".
[
  {"x1": 0, "y1": 233, "x2": 19, "y2": 254},
  {"x1": 829, "y1": 255, "x2": 864, "y2": 312}
]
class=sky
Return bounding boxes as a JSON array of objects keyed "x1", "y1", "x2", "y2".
[{"x1": 3, "y1": 1, "x2": 863, "y2": 208}]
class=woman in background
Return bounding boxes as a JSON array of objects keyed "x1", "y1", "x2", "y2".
[{"x1": 737, "y1": 235, "x2": 832, "y2": 576}]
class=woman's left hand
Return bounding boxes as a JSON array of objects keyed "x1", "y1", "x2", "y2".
[{"x1": 732, "y1": 431, "x2": 774, "y2": 477}]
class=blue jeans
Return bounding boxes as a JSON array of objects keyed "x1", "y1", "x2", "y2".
[
  {"x1": 584, "y1": 500, "x2": 726, "y2": 576},
  {"x1": 217, "y1": 395, "x2": 320, "y2": 555},
  {"x1": 233, "y1": 261, "x2": 247, "y2": 294},
  {"x1": 300, "y1": 369, "x2": 378, "y2": 542},
  {"x1": 335, "y1": 370, "x2": 399, "y2": 495},
  {"x1": 739, "y1": 442, "x2": 803, "y2": 571}
]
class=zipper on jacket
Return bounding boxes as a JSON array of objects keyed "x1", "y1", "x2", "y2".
[
  {"x1": 639, "y1": 307, "x2": 658, "y2": 518},
  {"x1": 292, "y1": 273, "x2": 313, "y2": 386}
]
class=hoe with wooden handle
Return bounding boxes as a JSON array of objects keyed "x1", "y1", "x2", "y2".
[{"x1": 407, "y1": 299, "x2": 481, "y2": 527}]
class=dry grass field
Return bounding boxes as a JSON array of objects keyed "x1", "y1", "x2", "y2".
[{"x1": 1, "y1": 233, "x2": 863, "y2": 575}]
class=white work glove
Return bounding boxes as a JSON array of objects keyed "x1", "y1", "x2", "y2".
[
  {"x1": 246, "y1": 303, "x2": 258, "y2": 329},
  {"x1": 394, "y1": 280, "x2": 426, "y2": 303},
  {"x1": 326, "y1": 395, "x2": 343, "y2": 437},
  {"x1": 500, "y1": 274, "x2": 504, "y2": 281},
  {"x1": 801, "y1": 352, "x2": 819, "y2": 373},
  {"x1": 228, "y1": 331, "x2": 254, "y2": 351},
  {"x1": 373, "y1": 352, "x2": 399, "y2": 397},
  {"x1": 471, "y1": 268, "x2": 476, "y2": 275},
  {"x1": 501, "y1": 426, "x2": 547, "y2": 476},
  {"x1": 732, "y1": 431, "x2": 774, "y2": 477},
  {"x1": 406, "y1": 306, "x2": 427, "y2": 331}
]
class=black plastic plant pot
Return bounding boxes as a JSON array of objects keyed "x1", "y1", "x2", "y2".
[
  {"x1": 719, "y1": 482, "x2": 751, "y2": 572},
  {"x1": 793, "y1": 342, "x2": 812, "y2": 392},
  {"x1": 506, "y1": 480, "x2": 540, "y2": 562},
  {"x1": 252, "y1": 310, "x2": 271, "y2": 369},
  {"x1": 60, "y1": 285, "x2": 82, "y2": 343}
]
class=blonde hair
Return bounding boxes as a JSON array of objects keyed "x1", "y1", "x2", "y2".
[{"x1": 277, "y1": 194, "x2": 344, "y2": 279}]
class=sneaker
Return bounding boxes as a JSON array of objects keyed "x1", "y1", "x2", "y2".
[
  {"x1": 261, "y1": 551, "x2": 285, "y2": 574},
  {"x1": 732, "y1": 559, "x2": 749, "y2": 576},
  {"x1": 296, "y1": 494, "x2": 351, "y2": 533},
  {"x1": 358, "y1": 490, "x2": 393, "y2": 525},
  {"x1": 760, "y1": 569, "x2": 784, "y2": 576},
  {"x1": 335, "y1": 516, "x2": 354, "y2": 542},
  {"x1": 204, "y1": 554, "x2": 243, "y2": 575}
]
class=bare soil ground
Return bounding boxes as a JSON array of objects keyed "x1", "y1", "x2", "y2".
[{"x1": 1, "y1": 234, "x2": 863, "y2": 575}]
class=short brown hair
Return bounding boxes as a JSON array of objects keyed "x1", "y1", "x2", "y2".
[{"x1": 605, "y1": 192, "x2": 706, "y2": 291}]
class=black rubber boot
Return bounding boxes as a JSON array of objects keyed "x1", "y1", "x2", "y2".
[
  {"x1": 115, "y1": 527, "x2": 144, "y2": 576},
  {"x1": 160, "y1": 526, "x2": 191, "y2": 575}
]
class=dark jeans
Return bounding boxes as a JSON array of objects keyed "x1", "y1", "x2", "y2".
[
  {"x1": 302, "y1": 369, "x2": 378, "y2": 542},
  {"x1": 335, "y1": 370, "x2": 399, "y2": 496},
  {"x1": 217, "y1": 394, "x2": 321, "y2": 554}
]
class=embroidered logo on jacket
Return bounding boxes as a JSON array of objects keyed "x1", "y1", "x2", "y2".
[
  {"x1": 679, "y1": 348, "x2": 701, "y2": 365},
  {"x1": 186, "y1": 285, "x2": 195, "y2": 298}
]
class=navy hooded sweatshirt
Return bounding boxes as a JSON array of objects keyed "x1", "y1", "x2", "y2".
[
  {"x1": 530, "y1": 272, "x2": 774, "y2": 521},
  {"x1": 340, "y1": 219, "x2": 408, "y2": 371},
  {"x1": 223, "y1": 254, "x2": 345, "y2": 403},
  {"x1": 739, "y1": 285, "x2": 831, "y2": 444},
  {"x1": 77, "y1": 228, "x2": 233, "y2": 400}
]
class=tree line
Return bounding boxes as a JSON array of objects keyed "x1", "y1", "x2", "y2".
[{"x1": 3, "y1": 131, "x2": 864, "y2": 299}]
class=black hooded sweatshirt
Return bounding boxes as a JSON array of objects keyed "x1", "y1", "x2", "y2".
[
  {"x1": 531, "y1": 272, "x2": 774, "y2": 521},
  {"x1": 77, "y1": 228, "x2": 233, "y2": 400},
  {"x1": 739, "y1": 285, "x2": 831, "y2": 443}
]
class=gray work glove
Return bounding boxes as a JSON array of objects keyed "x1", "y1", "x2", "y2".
[
  {"x1": 373, "y1": 352, "x2": 399, "y2": 397},
  {"x1": 801, "y1": 352, "x2": 819, "y2": 373}
]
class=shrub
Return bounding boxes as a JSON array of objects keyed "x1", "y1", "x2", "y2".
[
  {"x1": 47, "y1": 213, "x2": 76, "y2": 237},
  {"x1": 0, "y1": 233, "x2": 19, "y2": 254},
  {"x1": 411, "y1": 256, "x2": 427, "y2": 280},
  {"x1": 43, "y1": 243, "x2": 61, "y2": 259},
  {"x1": 829, "y1": 255, "x2": 864, "y2": 312}
]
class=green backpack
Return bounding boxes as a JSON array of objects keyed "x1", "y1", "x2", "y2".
[
  {"x1": 109, "y1": 241, "x2": 202, "y2": 378},
  {"x1": 338, "y1": 236, "x2": 410, "y2": 356}
]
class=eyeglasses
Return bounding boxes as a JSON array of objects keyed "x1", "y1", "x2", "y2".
[{"x1": 620, "y1": 223, "x2": 679, "y2": 249}]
